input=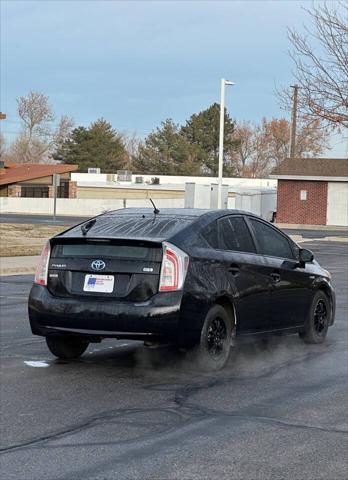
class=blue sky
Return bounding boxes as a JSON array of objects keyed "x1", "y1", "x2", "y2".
[{"x1": 1, "y1": 0, "x2": 346, "y2": 157}]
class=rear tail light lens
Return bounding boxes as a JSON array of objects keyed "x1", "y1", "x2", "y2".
[
  {"x1": 34, "y1": 241, "x2": 51, "y2": 286},
  {"x1": 159, "y1": 242, "x2": 189, "y2": 292}
]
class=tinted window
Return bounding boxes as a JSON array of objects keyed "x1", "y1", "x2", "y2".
[
  {"x1": 201, "y1": 221, "x2": 219, "y2": 248},
  {"x1": 52, "y1": 243, "x2": 154, "y2": 259},
  {"x1": 218, "y1": 217, "x2": 256, "y2": 253},
  {"x1": 64, "y1": 215, "x2": 196, "y2": 241},
  {"x1": 249, "y1": 219, "x2": 294, "y2": 259}
]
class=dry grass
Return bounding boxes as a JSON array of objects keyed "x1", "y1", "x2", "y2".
[{"x1": 0, "y1": 223, "x2": 67, "y2": 257}]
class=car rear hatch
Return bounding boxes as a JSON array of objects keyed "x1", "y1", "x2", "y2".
[{"x1": 47, "y1": 238, "x2": 162, "y2": 302}]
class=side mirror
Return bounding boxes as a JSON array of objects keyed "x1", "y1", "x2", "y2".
[{"x1": 299, "y1": 248, "x2": 314, "y2": 266}]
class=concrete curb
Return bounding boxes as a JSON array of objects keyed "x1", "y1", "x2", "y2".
[
  {"x1": 292, "y1": 235, "x2": 348, "y2": 243},
  {"x1": 277, "y1": 223, "x2": 348, "y2": 232},
  {"x1": 0, "y1": 256, "x2": 39, "y2": 277},
  {"x1": 0, "y1": 267, "x2": 35, "y2": 277}
]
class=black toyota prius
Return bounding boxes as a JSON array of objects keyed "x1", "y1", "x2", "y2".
[{"x1": 28, "y1": 208, "x2": 335, "y2": 370}]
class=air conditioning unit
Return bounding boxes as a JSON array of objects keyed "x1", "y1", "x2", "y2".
[
  {"x1": 88, "y1": 168, "x2": 101, "y2": 174},
  {"x1": 151, "y1": 177, "x2": 160, "y2": 185},
  {"x1": 135, "y1": 176, "x2": 143, "y2": 184},
  {"x1": 117, "y1": 170, "x2": 132, "y2": 182}
]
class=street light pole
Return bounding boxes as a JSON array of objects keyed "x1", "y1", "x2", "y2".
[{"x1": 218, "y1": 78, "x2": 234, "y2": 208}]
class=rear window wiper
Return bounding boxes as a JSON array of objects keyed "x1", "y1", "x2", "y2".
[{"x1": 81, "y1": 219, "x2": 96, "y2": 236}]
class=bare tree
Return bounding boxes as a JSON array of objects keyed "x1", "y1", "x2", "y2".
[
  {"x1": 52, "y1": 115, "x2": 74, "y2": 151},
  {"x1": 232, "y1": 122, "x2": 254, "y2": 175},
  {"x1": 12, "y1": 91, "x2": 73, "y2": 163},
  {"x1": 237, "y1": 117, "x2": 329, "y2": 178},
  {"x1": 296, "y1": 117, "x2": 330, "y2": 157},
  {"x1": 5, "y1": 135, "x2": 50, "y2": 164},
  {"x1": 278, "y1": 2, "x2": 348, "y2": 128},
  {"x1": 123, "y1": 132, "x2": 143, "y2": 170}
]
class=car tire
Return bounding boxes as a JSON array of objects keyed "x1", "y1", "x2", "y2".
[
  {"x1": 46, "y1": 336, "x2": 89, "y2": 359},
  {"x1": 299, "y1": 291, "x2": 331, "y2": 344},
  {"x1": 194, "y1": 304, "x2": 234, "y2": 371}
]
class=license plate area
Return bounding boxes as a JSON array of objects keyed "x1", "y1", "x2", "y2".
[{"x1": 83, "y1": 274, "x2": 115, "y2": 293}]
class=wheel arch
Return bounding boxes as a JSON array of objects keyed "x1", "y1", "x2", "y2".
[
  {"x1": 215, "y1": 295, "x2": 237, "y2": 328},
  {"x1": 317, "y1": 283, "x2": 331, "y2": 300},
  {"x1": 316, "y1": 283, "x2": 335, "y2": 325}
]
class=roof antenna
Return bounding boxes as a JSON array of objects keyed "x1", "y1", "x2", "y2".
[{"x1": 149, "y1": 198, "x2": 160, "y2": 214}]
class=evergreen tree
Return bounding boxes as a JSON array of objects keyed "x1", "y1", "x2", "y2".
[
  {"x1": 135, "y1": 119, "x2": 204, "y2": 175},
  {"x1": 181, "y1": 103, "x2": 239, "y2": 176},
  {"x1": 55, "y1": 118, "x2": 127, "y2": 172}
]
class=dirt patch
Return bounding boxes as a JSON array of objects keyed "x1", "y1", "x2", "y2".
[{"x1": 0, "y1": 223, "x2": 67, "y2": 256}]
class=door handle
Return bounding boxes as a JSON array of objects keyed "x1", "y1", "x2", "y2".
[
  {"x1": 228, "y1": 264, "x2": 240, "y2": 276},
  {"x1": 270, "y1": 273, "x2": 281, "y2": 283}
]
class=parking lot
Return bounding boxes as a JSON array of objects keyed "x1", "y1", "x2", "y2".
[{"x1": 1, "y1": 240, "x2": 347, "y2": 480}]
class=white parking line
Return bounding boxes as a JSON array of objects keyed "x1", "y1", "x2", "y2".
[{"x1": 24, "y1": 361, "x2": 49, "y2": 368}]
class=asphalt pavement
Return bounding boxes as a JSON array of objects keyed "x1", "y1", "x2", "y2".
[
  {"x1": 0, "y1": 213, "x2": 89, "y2": 226},
  {"x1": 0, "y1": 241, "x2": 347, "y2": 479}
]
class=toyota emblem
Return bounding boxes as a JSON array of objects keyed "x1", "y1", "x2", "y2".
[{"x1": 91, "y1": 259, "x2": 106, "y2": 271}]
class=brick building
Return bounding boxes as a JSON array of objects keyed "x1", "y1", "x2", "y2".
[
  {"x1": 270, "y1": 158, "x2": 348, "y2": 227},
  {"x1": 0, "y1": 162, "x2": 78, "y2": 198}
]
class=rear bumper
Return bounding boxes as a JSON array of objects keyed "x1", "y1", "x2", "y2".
[{"x1": 28, "y1": 284, "x2": 183, "y2": 340}]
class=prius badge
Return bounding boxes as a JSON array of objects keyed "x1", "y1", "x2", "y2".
[{"x1": 91, "y1": 260, "x2": 106, "y2": 271}]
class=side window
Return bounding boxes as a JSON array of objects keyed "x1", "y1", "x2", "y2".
[
  {"x1": 218, "y1": 216, "x2": 256, "y2": 253},
  {"x1": 249, "y1": 218, "x2": 294, "y2": 259},
  {"x1": 201, "y1": 221, "x2": 219, "y2": 249}
]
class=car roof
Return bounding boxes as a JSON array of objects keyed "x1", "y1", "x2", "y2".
[
  {"x1": 106, "y1": 208, "x2": 221, "y2": 217},
  {"x1": 103, "y1": 207, "x2": 249, "y2": 219},
  {"x1": 57, "y1": 208, "x2": 256, "y2": 243}
]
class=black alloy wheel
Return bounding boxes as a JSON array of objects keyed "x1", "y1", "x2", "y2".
[
  {"x1": 206, "y1": 317, "x2": 227, "y2": 358},
  {"x1": 313, "y1": 300, "x2": 328, "y2": 335},
  {"x1": 195, "y1": 304, "x2": 233, "y2": 371},
  {"x1": 299, "y1": 291, "x2": 330, "y2": 344}
]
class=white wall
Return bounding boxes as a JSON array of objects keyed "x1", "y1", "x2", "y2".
[
  {"x1": 71, "y1": 172, "x2": 277, "y2": 189},
  {"x1": 0, "y1": 197, "x2": 185, "y2": 216},
  {"x1": 327, "y1": 182, "x2": 348, "y2": 226},
  {"x1": 1, "y1": 188, "x2": 276, "y2": 219}
]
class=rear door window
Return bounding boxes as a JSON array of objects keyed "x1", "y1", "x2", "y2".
[
  {"x1": 248, "y1": 218, "x2": 294, "y2": 259},
  {"x1": 218, "y1": 216, "x2": 256, "y2": 253}
]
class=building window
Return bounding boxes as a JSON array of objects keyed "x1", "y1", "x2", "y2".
[
  {"x1": 300, "y1": 190, "x2": 307, "y2": 201},
  {"x1": 21, "y1": 186, "x2": 49, "y2": 198},
  {"x1": 57, "y1": 182, "x2": 69, "y2": 198}
]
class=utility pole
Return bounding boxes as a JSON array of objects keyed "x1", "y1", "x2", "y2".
[{"x1": 289, "y1": 85, "x2": 299, "y2": 159}]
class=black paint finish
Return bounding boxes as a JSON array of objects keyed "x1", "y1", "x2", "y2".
[{"x1": 28, "y1": 208, "x2": 336, "y2": 345}]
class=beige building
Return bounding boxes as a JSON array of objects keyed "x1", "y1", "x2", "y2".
[{"x1": 0, "y1": 162, "x2": 78, "y2": 198}]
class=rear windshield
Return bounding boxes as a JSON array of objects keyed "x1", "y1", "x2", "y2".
[
  {"x1": 52, "y1": 243, "x2": 156, "y2": 260},
  {"x1": 62, "y1": 215, "x2": 196, "y2": 241}
]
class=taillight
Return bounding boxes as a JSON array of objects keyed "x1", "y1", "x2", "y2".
[
  {"x1": 159, "y1": 242, "x2": 189, "y2": 292},
  {"x1": 34, "y1": 241, "x2": 51, "y2": 286}
]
